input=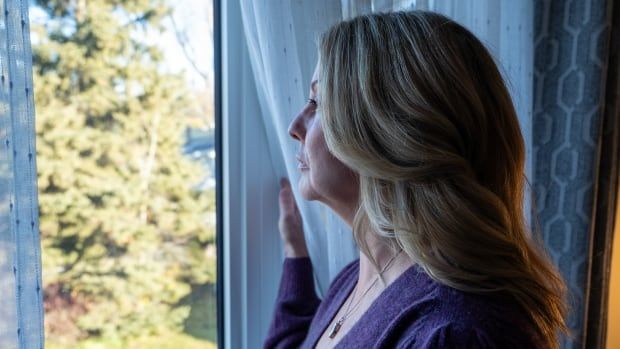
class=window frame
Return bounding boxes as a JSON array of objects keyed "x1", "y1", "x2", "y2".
[
  {"x1": 214, "y1": 0, "x2": 223, "y2": 347},
  {"x1": 218, "y1": 0, "x2": 284, "y2": 348}
]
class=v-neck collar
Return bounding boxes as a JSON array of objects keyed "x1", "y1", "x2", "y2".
[{"x1": 306, "y1": 259, "x2": 420, "y2": 348}]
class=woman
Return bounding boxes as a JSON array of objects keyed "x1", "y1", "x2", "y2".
[{"x1": 264, "y1": 11, "x2": 568, "y2": 349}]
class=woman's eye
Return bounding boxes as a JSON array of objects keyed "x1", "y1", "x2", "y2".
[{"x1": 308, "y1": 98, "x2": 318, "y2": 107}]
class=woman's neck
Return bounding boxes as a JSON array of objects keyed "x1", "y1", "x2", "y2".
[
  {"x1": 357, "y1": 232, "x2": 412, "y2": 289},
  {"x1": 325, "y1": 199, "x2": 413, "y2": 288}
]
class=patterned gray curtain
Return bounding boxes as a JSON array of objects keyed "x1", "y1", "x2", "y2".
[
  {"x1": 533, "y1": 0, "x2": 618, "y2": 348},
  {"x1": 0, "y1": 0, "x2": 45, "y2": 348}
]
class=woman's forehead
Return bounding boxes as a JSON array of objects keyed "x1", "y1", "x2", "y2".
[
  {"x1": 309, "y1": 61, "x2": 320, "y2": 95},
  {"x1": 312, "y1": 61, "x2": 320, "y2": 81}
]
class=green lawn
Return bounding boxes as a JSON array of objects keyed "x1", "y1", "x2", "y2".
[
  {"x1": 47, "y1": 283, "x2": 218, "y2": 349},
  {"x1": 47, "y1": 330, "x2": 216, "y2": 349}
]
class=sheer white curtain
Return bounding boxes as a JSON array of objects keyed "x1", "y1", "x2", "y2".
[
  {"x1": 240, "y1": 0, "x2": 533, "y2": 296},
  {"x1": 0, "y1": 0, "x2": 45, "y2": 348},
  {"x1": 239, "y1": 1, "x2": 355, "y2": 296}
]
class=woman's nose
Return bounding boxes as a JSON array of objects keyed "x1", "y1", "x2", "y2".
[{"x1": 288, "y1": 113, "x2": 306, "y2": 142}]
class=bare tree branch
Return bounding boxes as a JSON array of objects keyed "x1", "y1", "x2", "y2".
[{"x1": 168, "y1": 14, "x2": 211, "y2": 83}]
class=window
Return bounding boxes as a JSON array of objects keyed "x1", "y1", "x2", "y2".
[{"x1": 32, "y1": 1, "x2": 219, "y2": 348}]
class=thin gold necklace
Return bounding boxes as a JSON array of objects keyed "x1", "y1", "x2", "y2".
[{"x1": 328, "y1": 249, "x2": 403, "y2": 339}]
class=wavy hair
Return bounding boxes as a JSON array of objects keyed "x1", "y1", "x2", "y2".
[{"x1": 317, "y1": 11, "x2": 568, "y2": 347}]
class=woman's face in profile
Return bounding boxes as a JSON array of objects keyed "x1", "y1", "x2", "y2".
[{"x1": 288, "y1": 62, "x2": 358, "y2": 207}]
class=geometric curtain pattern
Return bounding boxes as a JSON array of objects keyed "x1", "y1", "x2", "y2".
[
  {"x1": 0, "y1": 0, "x2": 44, "y2": 348},
  {"x1": 532, "y1": 0, "x2": 613, "y2": 348}
]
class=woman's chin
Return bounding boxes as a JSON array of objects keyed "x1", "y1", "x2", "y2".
[{"x1": 297, "y1": 174, "x2": 318, "y2": 201}]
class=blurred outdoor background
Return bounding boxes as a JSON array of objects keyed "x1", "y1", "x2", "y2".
[{"x1": 29, "y1": 0, "x2": 217, "y2": 348}]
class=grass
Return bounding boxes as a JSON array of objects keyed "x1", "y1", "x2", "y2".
[
  {"x1": 47, "y1": 330, "x2": 216, "y2": 349},
  {"x1": 47, "y1": 283, "x2": 218, "y2": 349}
]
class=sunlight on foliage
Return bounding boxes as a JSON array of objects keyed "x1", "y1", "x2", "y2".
[{"x1": 32, "y1": 0, "x2": 216, "y2": 346}]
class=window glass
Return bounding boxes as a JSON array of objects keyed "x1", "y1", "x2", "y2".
[{"x1": 31, "y1": 1, "x2": 217, "y2": 348}]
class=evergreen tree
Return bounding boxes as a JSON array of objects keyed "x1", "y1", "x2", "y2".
[{"x1": 31, "y1": 0, "x2": 216, "y2": 345}]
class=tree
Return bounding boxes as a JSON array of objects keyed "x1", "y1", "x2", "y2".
[{"x1": 31, "y1": 0, "x2": 216, "y2": 345}]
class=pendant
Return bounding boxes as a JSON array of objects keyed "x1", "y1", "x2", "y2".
[{"x1": 329, "y1": 319, "x2": 343, "y2": 338}]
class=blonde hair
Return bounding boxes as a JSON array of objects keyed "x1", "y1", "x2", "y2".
[{"x1": 318, "y1": 11, "x2": 568, "y2": 347}]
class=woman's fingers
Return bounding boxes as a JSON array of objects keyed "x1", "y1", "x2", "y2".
[
  {"x1": 278, "y1": 177, "x2": 297, "y2": 216},
  {"x1": 278, "y1": 177, "x2": 301, "y2": 232},
  {"x1": 277, "y1": 177, "x2": 308, "y2": 258}
]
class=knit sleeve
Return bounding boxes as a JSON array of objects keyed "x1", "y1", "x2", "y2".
[{"x1": 262, "y1": 257, "x2": 321, "y2": 349}]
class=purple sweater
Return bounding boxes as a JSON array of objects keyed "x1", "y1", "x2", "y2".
[{"x1": 263, "y1": 257, "x2": 542, "y2": 348}]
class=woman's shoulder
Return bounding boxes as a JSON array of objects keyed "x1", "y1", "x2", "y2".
[
  {"x1": 396, "y1": 320, "x2": 532, "y2": 349},
  {"x1": 392, "y1": 268, "x2": 541, "y2": 348}
]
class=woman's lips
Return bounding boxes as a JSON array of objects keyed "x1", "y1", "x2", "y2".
[{"x1": 296, "y1": 154, "x2": 309, "y2": 169}]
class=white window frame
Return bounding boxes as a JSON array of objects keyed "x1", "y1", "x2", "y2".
[{"x1": 220, "y1": 0, "x2": 284, "y2": 348}]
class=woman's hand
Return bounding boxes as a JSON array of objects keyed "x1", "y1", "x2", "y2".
[{"x1": 278, "y1": 178, "x2": 309, "y2": 258}]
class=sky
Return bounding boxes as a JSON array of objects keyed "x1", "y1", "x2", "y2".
[
  {"x1": 28, "y1": 0, "x2": 213, "y2": 92},
  {"x1": 160, "y1": 0, "x2": 213, "y2": 91}
]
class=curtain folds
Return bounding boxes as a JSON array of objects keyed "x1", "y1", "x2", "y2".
[
  {"x1": 0, "y1": 0, "x2": 45, "y2": 348},
  {"x1": 239, "y1": 1, "x2": 356, "y2": 296},
  {"x1": 532, "y1": 1, "x2": 616, "y2": 347}
]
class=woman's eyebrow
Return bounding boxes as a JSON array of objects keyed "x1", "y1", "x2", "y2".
[{"x1": 310, "y1": 80, "x2": 318, "y2": 94}]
